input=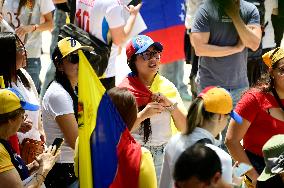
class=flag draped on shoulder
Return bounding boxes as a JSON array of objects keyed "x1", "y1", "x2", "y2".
[
  {"x1": 77, "y1": 51, "x2": 141, "y2": 188},
  {"x1": 119, "y1": 73, "x2": 187, "y2": 135}
]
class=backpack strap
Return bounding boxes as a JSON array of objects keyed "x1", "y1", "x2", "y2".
[
  {"x1": 0, "y1": 139, "x2": 29, "y2": 180},
  {"x1": 69, "y1": 0, "x2": 76, "y2": 24}
]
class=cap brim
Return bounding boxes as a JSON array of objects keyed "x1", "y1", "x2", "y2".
[
  {"x1": 20, "y1": 101, "x2": 39, "y2": 111},
  {"x1": 230, "y1": 111, "x2": 242, "y2": 124},
  {"x1": 62, "y1": 46, "x2": 94, "y2": 58},
  {"x1": 135, "y1": 42, "x2": 163, "y2": 54},
  {"x1": 257, "y1": 167, "x2": 276, "y2": 182}
]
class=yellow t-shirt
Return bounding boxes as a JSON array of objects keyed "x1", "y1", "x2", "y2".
[
  {"x1": 0, "y1": 143, "x2": 14, "y2": 173},
  {"x1": 138, "y1": 147, "x2": 157, "y2": 188}
]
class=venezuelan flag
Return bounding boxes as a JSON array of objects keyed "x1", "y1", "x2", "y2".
[
  {"x1": 77, "y1": 51, "x2": 141, "y2": 188},
  {"x1": 140, "y1": 0, "x2": 186, "y2": 63}
]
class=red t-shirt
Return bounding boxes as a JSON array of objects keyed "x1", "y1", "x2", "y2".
[{"x1": 235, "y1": 89, "x2": 284, "y2": 156}]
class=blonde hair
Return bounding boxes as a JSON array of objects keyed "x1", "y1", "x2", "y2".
[{"x1": 185, "y1": 98, "x2": 214, "y2": 135}]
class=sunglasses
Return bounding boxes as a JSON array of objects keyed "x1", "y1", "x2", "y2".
[
  {"x1": 139, "y1": 50, "x2": 161, "y2": 61},
  {"x1": 16, "y1": 40, "x2": 27, "y2": 60},
  {"x1": 66, "y1": 53, "x2": 79, "y2": 64}
]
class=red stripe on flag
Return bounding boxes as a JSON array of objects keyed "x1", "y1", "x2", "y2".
[{"x1": 145, "y1": 25, "x2": 186, "y2": 64}]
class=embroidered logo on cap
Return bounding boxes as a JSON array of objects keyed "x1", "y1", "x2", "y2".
[{"x1": 67, "y1": 38, "x2": 77, "y2": 47}]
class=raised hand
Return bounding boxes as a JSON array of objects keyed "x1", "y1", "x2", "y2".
[
  {"x1": 140, "y1": 102, "x2": 165, "y2": 119},
  {"x1": 152, "y1": 93, "x2": 172, "y2": 107},
  {"x1": 224, "y1": 0, "x2": 240, "y2": 19},
  {"x1": 18, "y1": 114, "x2": 32, "y2": 133},
  {"x1": 125, "y1": 3, "x2": 142, "y2": 16},
  {"x1": 15, "y1": 25, "x2": 34, "y2": 39},
  {"x1": 35, "y1": 145, "x2": 60, "y2": 177}
]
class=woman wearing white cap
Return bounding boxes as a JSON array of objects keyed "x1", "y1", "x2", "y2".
[
  {"x1": 42, "y1": 37, "x2": 92, "y2": 187},
  {"x1": 160, "y1": 86, "x2": 242, "y2": 188}
]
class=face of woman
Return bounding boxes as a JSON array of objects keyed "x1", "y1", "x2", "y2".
[
  {"x1": 134, "y1": 46, "x2": 161, "y2": 78},
  {"x1": 60, "y1": 51, "x2": 79, "y2": 79},
  {"x1": 9, "y1": 112, "x2": 24, "y2": 136},
  {"x1": 271, "y1": 59, "x2": 284, "y2": 91},
  {"x1": 15, "y1": 42, "x2": 27, "y2": 70}
]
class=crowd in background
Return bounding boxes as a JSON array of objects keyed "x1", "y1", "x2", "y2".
[{"x1": 0, "y1": 0, "x2": 284, "y2": 188}]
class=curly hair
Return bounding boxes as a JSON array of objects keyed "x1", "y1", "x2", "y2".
[{"x1": 249, "y1": 59, "x2": 282, "y2": 93}]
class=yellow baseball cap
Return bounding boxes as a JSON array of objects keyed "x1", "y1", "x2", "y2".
[
  {"x1": 0, "y1": 88, "x2": 39, "y2": 114},
  {"x1": 57, "y1": 37, "x2": 93, "y2": 59},
  {"x1": 262, "y1": 47, "x2": 284, "y2": 68},
  {"x1": 198, "y1": 86, "x2": 242, "y2": 124}
]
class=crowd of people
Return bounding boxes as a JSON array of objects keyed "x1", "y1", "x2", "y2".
[{"x1": 0, "y1": 0, "x2": 284, "y2": 188}]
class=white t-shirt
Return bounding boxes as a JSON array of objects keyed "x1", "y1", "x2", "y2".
[
  {"x1": 132, "y1": 111, "x2": 172, "y2": 147},
  {"x1": 262, "y1": 0, "x2": 278, "y2": 49},
  {"x1": 1, "y1": 0, "x2": 55, "y2": 58},
  {"x1": 206, "y1": 144, "x2": 233, "y2": 185},
  {"x1": 42, "y1": 81, "x2": 74, "y2": 163},
  {"x1": 159, "y1": 127, "x2": 228, "y2": 188},
  {"x1": 12, "y1": 71, "x2": 41, "y2": 143},
  {"x1": 76, "y1": 0, "x2": 125, "y2": 78}
]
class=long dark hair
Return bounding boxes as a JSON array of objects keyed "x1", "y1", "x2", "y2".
[
  {"x1": 248, "y1": 60, "x2": 282, "y2": 93},
  {"x1": 18, "y1": 0, "x2": 35, "y2": 14},
  {"x1": 52, "y1": 46, "x2": 78, "y2": 120},
  {"x1": 138, "y1": 106, "x2": 152, "y2": 144},
  {"x1": 127, "y1": 54, "x2": 138, "y2": 76},
  {"x1": 0, "y1": 32, "x2": 30, "y2": 89},
  {"x1": 127, "y1": 51, "x2": 153, "y2": 143}
]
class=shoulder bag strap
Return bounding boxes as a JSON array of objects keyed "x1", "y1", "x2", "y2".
[{"x1": 69, "y1": 0, "x2": 76, "y2": 24}]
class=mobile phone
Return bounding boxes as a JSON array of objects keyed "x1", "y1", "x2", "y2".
[
  {"x1": 52, "y1": 138, "x2": 64, "y2": 155},
  {"x1": 127, "y1": 0, "x2": 142, "y2": 6},
  {"x1": 233, "y1": 163, "x2": 253, "y2": 177}
]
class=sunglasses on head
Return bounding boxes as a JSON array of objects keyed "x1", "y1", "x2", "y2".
[
  {"x1": 66, "y1": 53, "x2": 79, "y2": 64},
  {"x1": 138, "y1": 50, "x2": 161, "y2": 61}
]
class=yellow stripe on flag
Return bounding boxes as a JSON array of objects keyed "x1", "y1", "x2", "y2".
[
  {"x1": 0, "y1": 76, "x2": 5, "y2": 88},
  {"x1": 77, "y1": 50, "x2": 106, "y2": 188}
]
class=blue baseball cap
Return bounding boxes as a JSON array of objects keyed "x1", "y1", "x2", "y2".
[
  {"x1": 126, "y1": 35, "x2": 163, "y2": 60},
  {"x1": 8, "y1": 88, "x2": 39, "y2": 111}
]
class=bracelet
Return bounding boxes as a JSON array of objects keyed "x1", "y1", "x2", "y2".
[
  {"x1": 32, "y1": 25, "x2": 37, "y2": 32},
  {"x1": 36, "y1": 173, "x2": 46, "y2": 182},
  {"x1": 166, "y1": 102, "x2": 178, "y2": 113}
]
